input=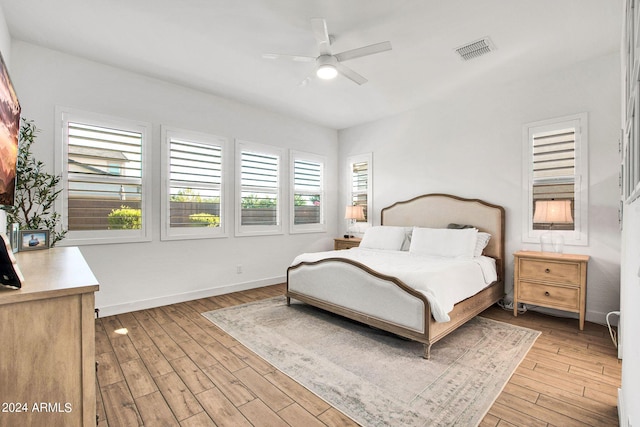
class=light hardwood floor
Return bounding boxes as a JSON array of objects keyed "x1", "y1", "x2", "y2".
[{"x1": 95, "y1": 284, "x2": 621, "y2": 426}]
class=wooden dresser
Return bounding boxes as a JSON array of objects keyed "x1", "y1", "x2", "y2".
[
  {"x1": 513, "y1": 250, "x2": 589, "y2": 330},
  {"x1": 0, "y1": 247, "x2": 99, "y2": 427}
]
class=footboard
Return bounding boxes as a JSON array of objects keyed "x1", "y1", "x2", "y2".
[
  {"x1": 287, "y1": 257, "x2": 504, "y2": 359},
  {"x1": 287, "y1": 258, "x2": 434, "y2": 356}
]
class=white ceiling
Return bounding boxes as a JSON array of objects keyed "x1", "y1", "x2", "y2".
[{"x1": 0, "y1": 0, "x2": 622, "y2": 130}]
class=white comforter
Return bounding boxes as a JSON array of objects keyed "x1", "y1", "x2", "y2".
[{"x1": 291, "y1": 248, "x2": 497, "y2": 322}]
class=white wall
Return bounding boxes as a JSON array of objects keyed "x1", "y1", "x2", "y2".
[
  {"x1": 0, "y1": 6, "x2": 8, "y2": 58},
  {"x1": 620, "y1": 200, "x2": 640, "y2": 426},
  {"x1": 10, "y1": 40, "x2": 338, "y2": 315},
  {"x1": 338, "y1": 52, "x2": 621, "y2": 325}
]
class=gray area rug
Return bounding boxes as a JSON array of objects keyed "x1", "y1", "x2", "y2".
[{"x1": 202, "y1": 297, "x2": 539, "y2": 426}]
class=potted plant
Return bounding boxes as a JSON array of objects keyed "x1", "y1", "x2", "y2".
[{"x1": 1, "y1": 119, "x2": 66, "y2": 246}]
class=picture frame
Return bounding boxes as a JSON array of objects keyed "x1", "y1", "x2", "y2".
[
  {"x1": 18, "y1": 229, "x2": 49, "y2": 251},
  {"x1": 9, "y1": 223, "x2": 18, "y2": 253}
]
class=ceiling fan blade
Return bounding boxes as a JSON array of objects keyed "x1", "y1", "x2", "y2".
[
  {"x1": 262, "y1": 53, "x2": 315, "y2": 62},
  {"x1": 336, "y1": 63, "x2": 368, "y2": 85},
  {"x1": 335, "y1": 41, "x2": 392, "y2": 62},
  {"x1": 310, "y1": 18, "x2": 331, "y2": 55}
]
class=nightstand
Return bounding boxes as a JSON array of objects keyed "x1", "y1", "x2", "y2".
[
  {"x1": 513, "y1": 251, "x2": 589, "y2": 330},
  {"x1": 334, "y1": 237, "x2": 361, "y2": 250}
]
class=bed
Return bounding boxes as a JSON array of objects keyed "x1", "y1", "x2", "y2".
[{"x1": 286, "y1": 193, "x2": 505, "y2": 359}]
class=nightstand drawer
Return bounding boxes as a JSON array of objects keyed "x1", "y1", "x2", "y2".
[
  {"x1": 334, "y1": 238, "x2": 361, "y2": 250},
  {"x1": 517, "y1": 281, "x2": 580, "y2": 311},
  {"x1": 518, "y1": 258, "x2": 581, "y2": 285}
]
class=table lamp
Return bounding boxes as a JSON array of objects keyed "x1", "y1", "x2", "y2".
[
  {"x1": 344, "y1": 205, "x2": 365, "y2": 238},
  {"x1": 533, "y1": 200, "x2": 573, "y2": 253}
]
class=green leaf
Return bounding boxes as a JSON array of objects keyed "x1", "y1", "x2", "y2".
[{"x1": 1, "y1": 118, "x2": 67, "y2": 246}]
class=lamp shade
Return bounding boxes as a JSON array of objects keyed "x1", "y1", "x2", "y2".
[
  {"x1": 533, "y1": 200, "x2": 573, "y2": 224},
  {"x1": 344, "y1": 205, "x2": 365, "y2": 220}
]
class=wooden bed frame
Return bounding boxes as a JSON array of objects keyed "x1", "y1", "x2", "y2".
[{"x1": 286, "y1": 194, "x2": 505, "y2": 359}]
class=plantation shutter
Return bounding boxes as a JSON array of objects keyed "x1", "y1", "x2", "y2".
[
  {"x1": 532, "y1": 127, "x2": 576, "y2": 230},
  {"x1": 240, "y1": 150, "x2": 279, "y2": 226},
  {"x1": 293, "y1": 159, "x2": 322, "y2": 225},
  {"x1": 168, "y1": 138, "x2": 222, "y2": 228},
  {"x1": 67, "y1": 122, "x2": 143, "y2": 231}
]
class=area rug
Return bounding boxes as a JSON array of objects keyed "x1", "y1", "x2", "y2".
[{"x1": 202, "y1": 297, "x2": 539, "y2": 426}]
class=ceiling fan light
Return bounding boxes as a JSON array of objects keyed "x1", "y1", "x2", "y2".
[{"x1": 317, "y1": 64, "x2": 338, "y2": 79}]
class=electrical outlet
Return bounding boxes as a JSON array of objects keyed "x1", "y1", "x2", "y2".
[{"x1": 236, "y1": 264, "x2": 243, "y2": 274}]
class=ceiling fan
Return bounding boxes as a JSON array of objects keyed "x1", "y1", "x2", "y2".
[{"x1": 263, "y1": 18, "x2": 392, "y2": 85}]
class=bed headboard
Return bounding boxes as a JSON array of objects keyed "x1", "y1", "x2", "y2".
[{"x1": 381, "y1": 194, "x2": 505, "y2": 277}]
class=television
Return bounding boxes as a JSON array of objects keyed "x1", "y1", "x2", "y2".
[
  {"x1": 0, "y1": 49, "x2": 21, "y2": 207},
  {"x1": 0, "y1": 50, "x2": 21, "y2": 289}
]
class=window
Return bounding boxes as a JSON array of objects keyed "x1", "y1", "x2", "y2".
[
  {"x1": 56, "y1": 108, "x2": 151, "y2": 245},
  {"x1": 522, "y1": 113, "x2": 588, "y2": 245},
  {"x1": 236, "y1": 140, "x2": 283, "y2": 236},
  {"x1": 346, "y1": 153, "x2": 372, "y2": 226},
  {"x1": 290, "y1": 151, "x2": 325, "y2": 233},
  {"x1": 161, "y1": 127, "x2": 227, "y2": 240}
]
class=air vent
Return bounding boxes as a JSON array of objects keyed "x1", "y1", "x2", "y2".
[{"x1": 455, "y1": 37, "x2": 495, "y2": 61}]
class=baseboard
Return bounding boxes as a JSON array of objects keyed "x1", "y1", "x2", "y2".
[
  {"x1": 97, "y1": 275, "x2": 286, "y2": 317},
  {"x1": 586, "y1": 309, "x2": 617, "y2": 327},
  {"x1": 523, "y1": 306, "x2": 614, "y2": 327},
  {"x1": 496, "y1": 295, "x2": 615, "y2": 327},
  {"x1": 619, "y1": 388, "x2": 628, "y2": 427}
]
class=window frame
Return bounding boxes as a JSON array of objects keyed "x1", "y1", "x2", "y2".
[
  {"x1": 623, "y1": 61, "x2": 640, "y2": 202},
  {"x1": 345, "y1": 153, "x2": 373, "y2": 230},
  {"x1": 55, "y1": 106, "x2": 152, "y2": 245},
  {"x1": 235, "y1": 140, "x2": 283, "y2": 237},
  {"x1": 522, "y1": 113, "x2": 588, "y2": 246},
  {"x1": 290, "y1": 150, "x2": 326, "y2": 234},
  {"x1": 160, "y1": 126, "x2": 229, "y2": 241}
]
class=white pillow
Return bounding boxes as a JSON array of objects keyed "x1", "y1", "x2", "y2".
[
  {"x1": 474, "y1": 232, "x2": 492, "y2": 257},
  {"x1": 409, "y1": 227, "x2": 478, "y2": 258},
  {"x1": 359, "y1": 226, "x2": 407, "y2": 251},
  {"x1": 400, "y1": 227, "x2": 413, "y2": 251}
]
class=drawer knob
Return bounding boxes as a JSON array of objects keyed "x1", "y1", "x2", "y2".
[
  {"x1": 544, "y1": 291, "x2": 550, "y2": 296},
  {"x1": 545, "y1": 268, "x2": 551, "y2": 273}
]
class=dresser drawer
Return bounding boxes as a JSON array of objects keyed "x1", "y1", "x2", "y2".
[
  {"x1": 518, "y1": 258, "x2": 581, "y2": 285},
  {"x1": 517, "y1": 281, "x2": 580, "y2": 311}
]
